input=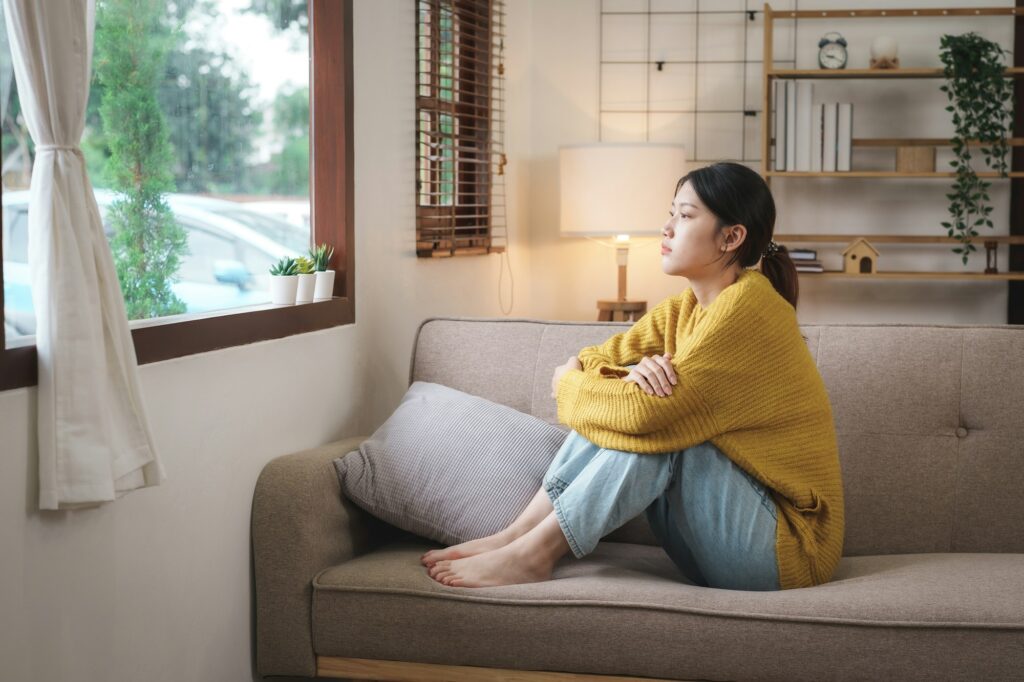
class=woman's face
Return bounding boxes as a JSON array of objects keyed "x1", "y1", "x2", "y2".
[{"x1": 660, "y1": 181, "x2": 735, "y2": 278}]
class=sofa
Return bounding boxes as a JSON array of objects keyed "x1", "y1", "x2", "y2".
[{"x1": 252, "y1": 316, "x2": 1024, "y2": 681}]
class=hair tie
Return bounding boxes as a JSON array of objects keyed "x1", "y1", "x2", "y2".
[{"x1": 762, "y1": 239, "x2": 780, "y2": 259}]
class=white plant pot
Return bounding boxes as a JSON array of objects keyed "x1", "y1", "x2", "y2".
[
  {"x1": 270, "y1": 274, "x2": 298, "y2": 305},
  {"x1": 313, "y1": 269, "x2": 335, "y2": 301},
  {"x1": 295, "y1": 272, "x2": 316, "y2": 303}
]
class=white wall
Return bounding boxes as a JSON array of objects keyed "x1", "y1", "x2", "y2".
[
  {"x1": 0, "y1": 1, "x2": 534, "y2": 680},
  {"x1": 0, "y1": 0, "x2": 1017, "y2": 680}
]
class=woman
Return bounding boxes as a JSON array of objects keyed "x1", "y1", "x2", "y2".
[{"x1": 421, "y1": 162, "x2": 844, "y2": 591}]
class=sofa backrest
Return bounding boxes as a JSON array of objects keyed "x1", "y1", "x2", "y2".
[{"x1": 409, "y1": 316, "x2": 1024, "y2": 557}]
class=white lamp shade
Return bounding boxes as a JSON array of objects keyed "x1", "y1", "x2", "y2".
[{"x1": 559, "y1": 143, "x2": 687, "y2": 237}]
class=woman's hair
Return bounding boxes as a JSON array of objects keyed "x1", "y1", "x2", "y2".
[{"x1": 675, "y1": 161, "x2": 799, "y2": 310}]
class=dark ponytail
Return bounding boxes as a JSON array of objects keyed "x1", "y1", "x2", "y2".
[{"x1": 675, "y1": 161, "x2": 799, "y2": 310}]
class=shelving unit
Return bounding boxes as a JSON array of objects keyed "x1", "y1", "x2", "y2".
[{"x1": 759, "y1": 3, "x2": 1022, "y2": 280}]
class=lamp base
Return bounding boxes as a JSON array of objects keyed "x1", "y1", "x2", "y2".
[{"x1": 597, "y1": 299, "x2": 647, "y2": 322}]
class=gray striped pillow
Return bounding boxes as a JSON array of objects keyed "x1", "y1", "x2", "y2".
[{"x1": 333, "y1": 380, "x2": 571, "y2": 545}]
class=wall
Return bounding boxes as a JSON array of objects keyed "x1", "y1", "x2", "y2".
[
  {"x1": 526, "y1": 0, "x2": 1017, "y2": 324},
  {"x1": 0, "y1": 1, "x2": 534, "y2": 680}
]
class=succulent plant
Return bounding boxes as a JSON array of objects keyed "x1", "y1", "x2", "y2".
[
  {"x1": 309, "y1": 243, "x2": 335, "y2": 272},
  {"x1": 294, "y1": 255, "x2": 315, "y2": 275},
  {"x1": 269, "y1": 257, "x2": 299, "y2": 276}
]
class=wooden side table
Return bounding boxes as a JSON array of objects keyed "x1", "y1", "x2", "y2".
[{"x1": 597, "y1": 300, "x2": 647, "y2": 322}]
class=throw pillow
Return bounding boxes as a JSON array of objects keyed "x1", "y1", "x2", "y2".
[{"x1": 333, "y1": 380, "x2": 570, "y2": 546}]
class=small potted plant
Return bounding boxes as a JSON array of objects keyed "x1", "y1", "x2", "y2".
[
  {"x1": 294, "y1": 255, "x2": 316, "y2": 304},
  {"x1": 310, "y1": 243, "x2": 335, "y2": 301},
  {"x1": 269, "y1": 256, "x2": 299, "y2": 305}
]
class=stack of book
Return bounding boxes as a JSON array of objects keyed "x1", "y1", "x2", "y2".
[
  {"x1": 783, "y1": 247, "x2": 824, "y2": 272},
  {"x1": 773, "y1": 81, "x2": 852, "y2": 173}
]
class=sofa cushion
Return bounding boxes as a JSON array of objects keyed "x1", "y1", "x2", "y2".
[
  {"x1": 332, "y1": 380, "x2": 569, "y2": 546},
  {"x1": 311, "y1": 538, "x2": 1024, "y2": 681}
]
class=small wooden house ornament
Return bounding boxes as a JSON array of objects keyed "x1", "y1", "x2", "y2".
[{"x1": 842, "y1": 237, "x2": 879, "y2": 274}]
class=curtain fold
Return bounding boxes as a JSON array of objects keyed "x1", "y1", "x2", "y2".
[{"x1": 3, "y1": 0, "x2": 165, "y2": 510}]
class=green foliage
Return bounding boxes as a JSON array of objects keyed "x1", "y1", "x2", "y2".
[
  {"x1": 159, "y1": 45, "x2": 264, "y2": 193},
  {"x1": 95, "y1": 0, "x2": 187, "y2": 319},
  {"x1": 293, "y1": 255, "x2": 314, "y2": 274},
  {"x1": 270, "y1": 256, "x2": 299, "y2": 276},
  {"x1": 10, "y1": 0, "x2": 308, "y2": 198},
  {"x1": 309, "y1": 243, "x2": 334, "y2": 272},
  {"x1": 246, "y1": 0, "x2": 308, "y2": 32},
  {"x1": 939, "y1": 32, "x2": 1014, "y2": 266}
]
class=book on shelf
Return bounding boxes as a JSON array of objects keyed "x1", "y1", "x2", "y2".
[
  {"x1": 773, "y1": 80, "x2": 786, "y2": 171},
  {"x1": 784, "y1": 248, "x2": 818, "y2": 261},
  {"x1": 822, "y1": 102, "x2": 838, "y2": 172},
  {"x1": 795, "y1": 262, "x2": 825, "y2": 272},
  {"x1": 811, "y1": 103, "x2": 823, "y2": 173},
  {"x1": 794, "y1": 81, "x2": 813, "y2": 171},
  {"x1": 785, "y1": 80, "x2": 796, "y2": 172},
  {"x1": 837, "y1": 103, "x2": 853, "y2": 172}
]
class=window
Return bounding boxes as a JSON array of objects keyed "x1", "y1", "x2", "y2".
[
  {"x1": 0, "y1": 0, "x2": 353, "y2": 390},
  {"x1": 415, "y1": 0, "x2": 507, "y2": 257}
]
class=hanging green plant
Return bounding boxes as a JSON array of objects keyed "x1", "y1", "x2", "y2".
[{"x1": 938, "y1": 32, "x2": 1013, "y2": 266}]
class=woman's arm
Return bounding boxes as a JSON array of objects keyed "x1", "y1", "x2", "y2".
[
  {"x1": 555, "y1": 361, "x2": 720, "y2": 447},
  {"x1": 578, "y1": 295, "x2": 677, "y2": 374}
]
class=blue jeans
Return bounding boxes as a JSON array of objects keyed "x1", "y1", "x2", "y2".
[{"x1": 543, "y1": 428, "x2": 781, "y2": 591}]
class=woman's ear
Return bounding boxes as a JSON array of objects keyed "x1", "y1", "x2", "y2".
[{"x1": 725, "y1": 224, "x2": 747, "y2": 251}]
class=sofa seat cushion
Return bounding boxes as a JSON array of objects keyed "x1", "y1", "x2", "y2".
[{"x1": 311, "y1": 538, "x2": 1024, "y2": 682}]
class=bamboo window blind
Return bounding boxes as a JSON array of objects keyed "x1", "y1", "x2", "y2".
[{"x1": 416, "y1": 0, "x2": 507, "y2": 257}]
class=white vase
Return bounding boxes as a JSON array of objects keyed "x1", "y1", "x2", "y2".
[
  {"x1": 313, "y1": 269, "x2": 335, "y2": 301},
  {"x1": 295, "y1": 272, "x2": 316, "y2": 303},
  {"x1": 270, "y1": 275, "x2": 298, "y2": 305}
]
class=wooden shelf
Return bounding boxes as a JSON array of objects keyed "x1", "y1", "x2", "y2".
[
  {"x1": 775, "y1": 7, "x2": 1022, "y2": 19},
  {"x1": 766, "y1": 171, "x2": 1024, "y2": 178},
  {"x1": 776, "y1": 234, "x2": 1024, "y2": 245},
  {"x1": 759, "y1": 4, "x2": 1024, "y2": 290},
  {"x1": 853, "y1": 137, "x2": 1024, "y2": 147},
  {"x1": 797, "y1": 270, "x2": 1024, "y2": 280},
  {"x1": 768, "y1": 67, "x2": 1024, "y2": 79}
]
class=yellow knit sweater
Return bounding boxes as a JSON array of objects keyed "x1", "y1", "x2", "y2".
[{"x1": 555, "y1": 268, "x2": 844, "y2": 590}]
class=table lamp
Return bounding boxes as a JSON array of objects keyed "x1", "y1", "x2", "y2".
[{"x1": 559, "y1": 143, "x2": 687, "y2": 304}]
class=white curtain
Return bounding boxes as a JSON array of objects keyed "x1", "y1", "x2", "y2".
[{"x1": 3, "y1": 0, "x2": 165, "y2": 510}]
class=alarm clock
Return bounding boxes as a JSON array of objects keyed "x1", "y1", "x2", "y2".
[{"x1": 818, "y1": 32, "x2": 848, "y2": 69}]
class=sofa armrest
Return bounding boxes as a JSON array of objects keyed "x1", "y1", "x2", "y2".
[{"x1": 252, "y1": 435, "x2": 395, "y2": 678}]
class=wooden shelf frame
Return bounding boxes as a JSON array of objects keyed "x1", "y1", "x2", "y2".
[
  {"x1": 759, "y1": 3, "x2": 1022, "y2": 177},
  {"x1": 766, "y1": 171, "x2": 1024, "y2": 178},
  {"x1": 795, "y1": 271, "x2": 1024, "y2": 280},
  {"x1": 768, "y1": 67, "x2": 1024, "y2": 79},
  {"x1": 758, "y1": 2, "x2": 1023, "y2": 284},
  {"x1": 775, "y1": 234, "x2": 1024, "y2": 244}
]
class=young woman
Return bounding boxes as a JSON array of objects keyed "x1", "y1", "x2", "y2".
[{"x1": 421, "y1": 162, "x2": 844, "y2": 591}]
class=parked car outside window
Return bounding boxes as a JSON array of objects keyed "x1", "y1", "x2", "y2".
[{"x1": 2, "y1": 188, "x2": 304, "y2": 338}]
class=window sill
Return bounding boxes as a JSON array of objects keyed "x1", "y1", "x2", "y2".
[{"x1": 0, "y1": 296, "x2": 354, "y2": 391}]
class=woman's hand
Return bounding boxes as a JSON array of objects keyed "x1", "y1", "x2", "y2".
[
  {"x1": 623, "y1": 353, "x2": 677, "y2": 397},
  {"x1": 550, "y1": 355, "x2": 583, "y2": 399}
]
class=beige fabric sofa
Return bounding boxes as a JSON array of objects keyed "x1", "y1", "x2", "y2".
[{"x1": 252, "y1": 316, "x2": 1024, "y2": 681}]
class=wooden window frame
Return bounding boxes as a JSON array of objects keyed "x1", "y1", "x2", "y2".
[
  {"x1": 0, "y1": 0, "x2": 354, "y2": 392},
  {"x1": 416, "y1": 0, "x2": 505, "y2": 257}
]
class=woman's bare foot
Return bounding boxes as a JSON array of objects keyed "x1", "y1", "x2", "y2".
[
  {"x1": 420, "y1": 529, "x2": 516, "y2": 568},
  {"x1": 426, "y1": 512, "x2": 571, "y2": 588},
  {"x1": 427, "y1": 542, "x2": 552, "y2": 588},
  {"x1": 421, "y1": 486, "x2": 556, "y2": 568}
]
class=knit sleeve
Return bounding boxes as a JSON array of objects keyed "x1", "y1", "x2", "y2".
[
  {"x1": 554, "y1": 364, "x2": 721, "y2": 451},
  {"x1": 577, "y1": 295, "x2": 676, "y2": 377}
]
